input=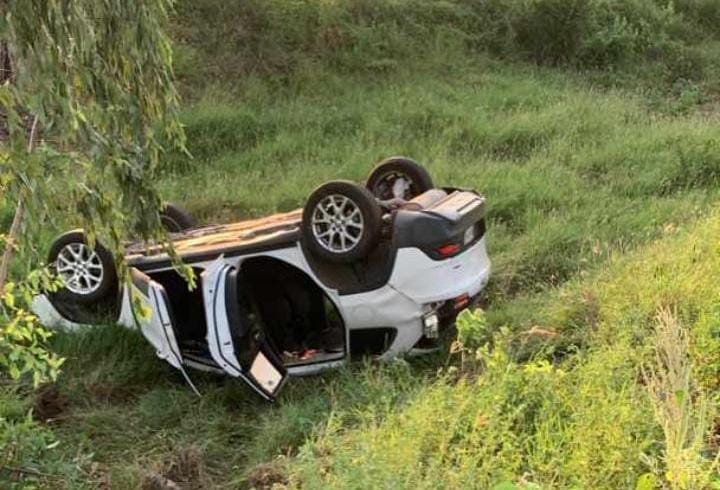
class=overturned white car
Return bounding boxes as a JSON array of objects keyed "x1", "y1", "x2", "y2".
[{"x1": 33, "y1": 157, "x2": 490, "y2": 400}]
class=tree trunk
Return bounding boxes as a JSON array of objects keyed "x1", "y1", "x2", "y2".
[{"x1": 0, "y1": 41, "x2": 12, "y2": 83}]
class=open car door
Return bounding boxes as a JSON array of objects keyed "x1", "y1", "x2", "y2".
[
  {"x1": 129, "y1": 268, "x2": 199, "y2": 394},
  {"x1": 201, "y1": 258, "x2": 288, "y2": 401}
]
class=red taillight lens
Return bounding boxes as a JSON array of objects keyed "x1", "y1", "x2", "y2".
[
  {"x1": 454, "y1": 293, "x2": 470, "y2": 310},
  {"x1": 436, "y1": 243, "x2": 461, "y2": 258}
]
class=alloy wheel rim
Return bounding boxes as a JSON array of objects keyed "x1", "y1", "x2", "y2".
[
  {"x1": 56, "y1": 242, "x2": 104, "y2": 295},
  {"x1": 311, "y1": 194, "x2": 364, "y2": 253}
]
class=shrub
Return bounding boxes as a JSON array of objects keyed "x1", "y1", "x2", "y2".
[
  {"x1": 513, "y1": 0, "x2": 591, "y2": 65},
  {"x1": 662, "y1": 43, "x2": 708, "y2": 83},
  {"x1": 173, "y1": 0, "x2": 719, "y2": 86},
  {"x1": 673, "y1": 0, "x2": 720, "y2": 36},
  {"x1": 456, "y1": 308, "x2": 490, "y2": 351}
]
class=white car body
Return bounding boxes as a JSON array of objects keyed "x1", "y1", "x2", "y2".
[{"x1": 33, "y1": 187, "x2": 490, "y2": 400}]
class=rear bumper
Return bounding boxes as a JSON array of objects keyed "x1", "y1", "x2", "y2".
[{"x1": 388, "y1": 236, "x2": 491, "y2": 304}]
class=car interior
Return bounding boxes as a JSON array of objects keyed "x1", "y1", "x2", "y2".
[
  {"x1": 149, "y1": 259, "x2": 346, "y2": 368},
  {"x1": 241, "y1": 257, "x2": 345, "y2": 366}
]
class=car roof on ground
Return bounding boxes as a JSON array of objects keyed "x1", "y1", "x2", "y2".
[{"x1": 126, "y1": 209, "x2": 302, "y2": 269}]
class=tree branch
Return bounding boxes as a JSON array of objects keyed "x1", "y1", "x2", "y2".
[
  {"x1": 0, "y1": 465, "x2": 65, "y2": 481},
  {"x1": 0, "y1": 116, "x2": 38, "y2": 291}
]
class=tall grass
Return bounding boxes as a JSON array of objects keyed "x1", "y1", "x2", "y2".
[
  {"x1": 3, "y1": 1, "x2": 720, "y2": 487},
  {"x1": 173, "y1": 0, "x2": 720, "y2": 99},
  {"x1": 158, "y1": 67, "x2": 720, "y2": 297},
  {"x1": 644, "y1": 307, "x2": 717, "y2": 490},
  {"x1": 5, "y1": 54, "x2": 720, "y2": 490},
  {"x1": 286, "y1": 210, "x2": 720, "y2": 489}
]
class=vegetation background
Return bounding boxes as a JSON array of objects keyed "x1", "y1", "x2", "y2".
[{"x1": 2, "y1": 0, "x2": 720, "y2": 488}]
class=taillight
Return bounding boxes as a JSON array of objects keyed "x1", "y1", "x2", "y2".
[
  {"x1": 453, "y1": 293, "x2": 470, "y2": 310},
  {"x1": 435, "y1": 243, "x2": 461, "y2": 258}
]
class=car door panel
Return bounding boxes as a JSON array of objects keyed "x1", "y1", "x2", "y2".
[
  {"x1": 129, "y1": 268, "x2": 184, "y2": 370},
  {"x1": 203, "y1": 261, "x2": 243, "y2": 377},
  {"x1": 129, "y1": 268, "x2": 201, "y2": 395},
  {"x1": 202, "y1": 258, "x2": 288, "y2": 401}
]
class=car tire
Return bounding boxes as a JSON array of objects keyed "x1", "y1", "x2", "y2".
[
  {"x1": 366, "y1": 156, "x2": 434, "y2": 200},
  {"x1": 302, "y1": 180, "x2": 382, "y2": 263},
  {"x1": 47, "y1": 230, "x2": 117, "y2": 305},
  {"x1": 160, "y1": 203, "x2": 196, "y2": 232}
]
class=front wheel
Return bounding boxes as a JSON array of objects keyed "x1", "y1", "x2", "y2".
[
  {"x1": 302, "y1": 181, "x2": 382, "y2": 263},
  {"x1": 47, "y1": 230, "x2": 117, "y2": 305}
]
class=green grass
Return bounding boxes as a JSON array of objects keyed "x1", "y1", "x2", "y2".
[
  {"x1": 3, "y1": 59, "x2": 719, "y2": 488},
  {"x1": 286, "y1": 209, "x2": 720, "y2": 489},
  {"x1": 4, "y1": 1, "x2": 720, "y2": 488},
  {"x1": 160, "y1": 61, "x2": 720, "y2": 298},
  {"x1": 172, "y1": 0, "x2": 720, "y2": 100}
]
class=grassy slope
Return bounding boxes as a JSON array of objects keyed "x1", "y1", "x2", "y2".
[
  {"x1": 3, "y1": 1, "x2": 720, "y2": 488},
  {"x1": 2, "y1": 61, "x2": 718, "y2": 489},
  {"x1": 286, "y1": 204, "x2": 720, "y2": 490},
  {"x1": 162, "y1": 62, "x2": 719, "y2": 299}
]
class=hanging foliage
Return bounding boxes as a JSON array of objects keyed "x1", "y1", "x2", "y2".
[{"x1": 0, "y1": 0, "x2": 188, "y2": 384}]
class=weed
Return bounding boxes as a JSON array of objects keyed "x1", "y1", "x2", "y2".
[
  {"x1": 286, "y1": 212, "x2": 720, "y2": 488},
  {"x1": 643, "y1": 307, "x2": 718, "y2": 489}
]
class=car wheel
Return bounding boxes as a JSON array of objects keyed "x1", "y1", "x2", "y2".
[
  {"x1": 302, "y1": 180, "x2": 382, "y2": 263},
  {"x1": 160, "y1": 203, "x2": 196, "y2": 232},
  {"x1": 47, "y1": 230, "x2": 117, "y2": 305},
  {"x1": 366, "y1": 156, "x2": 434, "y2": 200}
]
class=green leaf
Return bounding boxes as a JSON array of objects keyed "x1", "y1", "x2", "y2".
[
  {"x1": 492, "y1": 482, "x2": 519, "y2": 490},
  {"x1": 635, "y1": 472, "x2": 658, "y2": 490},
  {"x1": 1, "y1": 0, "x2": 183, "y2": 389},
  {"x1": 2, "y1": 292, "x2": 14, "y2": 308}
]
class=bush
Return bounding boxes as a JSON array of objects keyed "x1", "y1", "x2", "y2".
[
  {"x1": 506, "y1": 0, "x2": 678, "y2": 68},
  {"x1": 513, "y1": 0, "x2": 591, "y2": 65},
  {"x1": 173, "y1": 0, "x2": 720, "y2": 87},
  {"x1": 674, "y1": 0, "x2": 720, "y2": 35},
  {"x1": 662, "y1": 43, "x2": 708, "y2": 83}
]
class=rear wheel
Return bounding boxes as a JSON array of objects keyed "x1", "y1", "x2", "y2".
[
  {"x1": 302, "y1": 181, "x2": 382, "y2": 263},
  {"x1": 366, "y1": 156, "x2": 434, "y2": 200},
  {"x1": 48, "y1": 230, "x2": 117, "y2": 305},
  {"x1": 160, "y1": 203, "x2": 196, "y2": 232}
]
